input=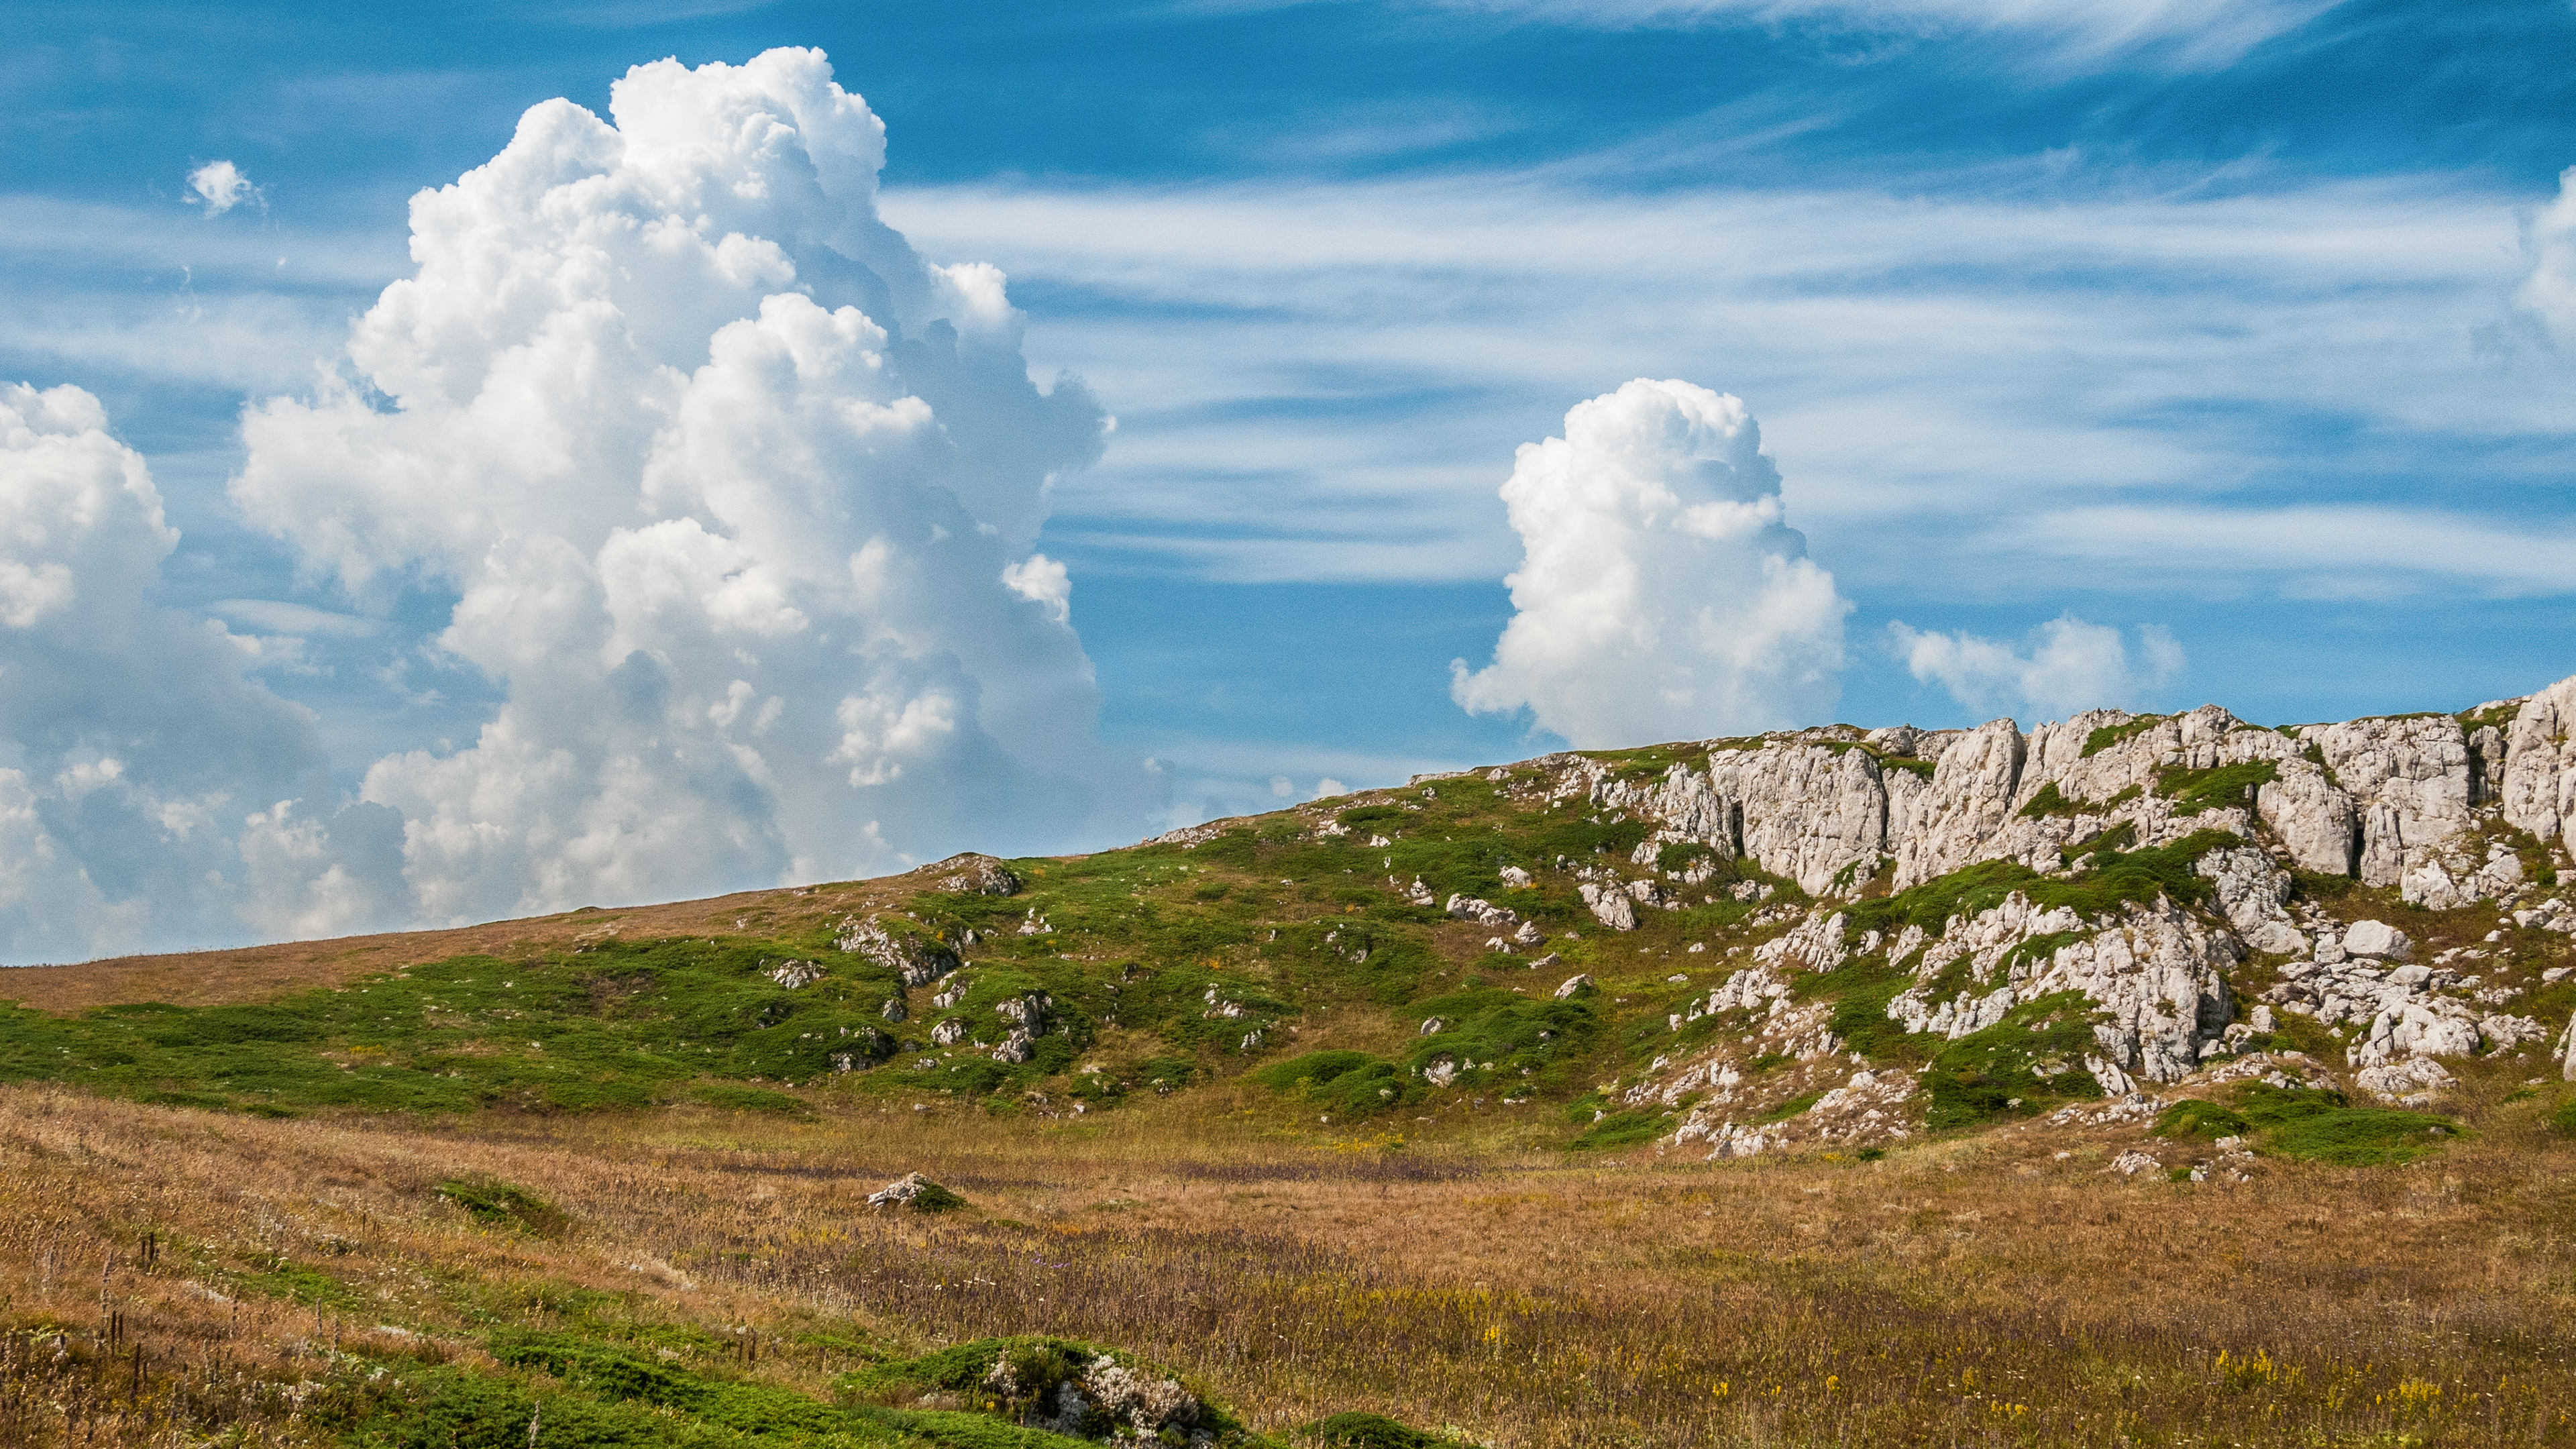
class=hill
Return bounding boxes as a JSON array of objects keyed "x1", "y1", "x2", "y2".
[{"x1": 4, "y1": 671, "x2": 2576, "y2": 1447}]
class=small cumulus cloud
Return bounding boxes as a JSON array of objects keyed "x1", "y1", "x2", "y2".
[
  {"x1": 184, "y1": 160, "x2": 261, "y2": 218},
  {"x1": 1451, "y1": 378, "x2": 1849, "y2": 749},
  {"x1": 1888, "y1": 613, "x2": 2184, "y2": 722}
]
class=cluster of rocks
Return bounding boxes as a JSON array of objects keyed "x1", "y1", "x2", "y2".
[
  {"x1": 1444, "y1": 893, "x2": 1546, "y2": 950},
  {"x1": 2259, "y1": 918, "x2": 2545, "y2": 1071},
  {"x1": 928, "y1": 853, "x2": 1022, "y2": 896},
  {"x1": 984, "y1": 1351, "x2": 1208, "y2": 1445},
  {"x1": 1568, "y1": 676, "x2": 2576, "y2": 914}
]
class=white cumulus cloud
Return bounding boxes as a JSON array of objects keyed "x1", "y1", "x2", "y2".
[
  {"x1": 185, "y1": 160, "x2": 261, "y2": 217},
  {"x1": 2519, "y1": 164, "x2": 2576, "y2": 346},
  {"x1": 1888, "y1": 613, "x2": 2184, "y2": 721},
  {"x1": 219, "y1": 47, "x2": 1142, "y2": 927},
  {"x1": 0, "y1": 382, "x2": 404, "y2": 961},
  {"x1": 1450, "y1": 378, "x2": 1849, "y2": 748}
]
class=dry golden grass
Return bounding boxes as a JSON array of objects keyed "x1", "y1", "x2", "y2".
[
  {"x1": 8, "y1": 1065, "x2": 2576, "y2": 1448},
  {"x1": 0, "y1": 865, "x2": 981, "y2": 1014}
]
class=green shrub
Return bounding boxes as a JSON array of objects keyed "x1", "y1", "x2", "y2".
[
  {"x1": 2155, "y1": 1098, "x2": 2251, "y2": 1140},
  {"x1": 2082, "y1": 716, "x2": 2167, "y2": 757},
  {"x1": 1307, "y1": 1411, "x2": 1444, "y2": 1449}
]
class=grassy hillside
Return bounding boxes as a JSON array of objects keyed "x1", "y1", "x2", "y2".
[{"x1": 8, "y1": 743, "x2": 2576, "y2": 1446}]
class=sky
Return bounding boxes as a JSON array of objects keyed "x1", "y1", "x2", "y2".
[{"x1": 3, "y1": 0, "x2": 2575, "y2": 960}]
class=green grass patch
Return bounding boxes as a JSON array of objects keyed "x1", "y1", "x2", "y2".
[
  {"x1": 1921, "y1": 991, "x2": 2104, "y2": 1130},
  {"x1": 2017, "y1": 782, "x2": 2092, "y2": 820},
  {"x1": 435, "y1": 1177, "x2": 570, "y2": 1236},
  {"x1": 2155, "y1": 1098, "x2": 2252, "y2": 1140},
  {"x1": 2082, "y1": 716, "x2": 2167, "y2": 758},
  {"x1": 1306, "y1": 1412, "x2": 1446, "y2": 1449},
  {"x1": 2226, "y1": 1083, "x2": 2463, "y2": 1166},
  {"x1": 1250, "y1": 1050, "x2": 1417, "y2": 1117},
  {"x1": 1569, "y1": 1106, "x2": 1675, "y2": 1152},
  {"x1": 2154, "y1": 761, "x2": 2278, "y2": 817}
]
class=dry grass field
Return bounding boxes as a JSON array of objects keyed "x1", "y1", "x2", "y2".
[{"x1": 7, "y1": 1062, "x2": 2576, "y2": 1448}]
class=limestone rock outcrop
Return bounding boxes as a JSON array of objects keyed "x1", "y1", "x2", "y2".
[{"x1": 1569, "y1": 671, "x2": 2576, "y2": 912}]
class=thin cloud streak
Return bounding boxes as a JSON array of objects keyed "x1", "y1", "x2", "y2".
[{"x1": 887, "y1": 169, "x2": 2566, "y2": 595}]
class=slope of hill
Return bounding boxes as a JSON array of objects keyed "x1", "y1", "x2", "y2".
[
  {"x1": 5, "y1": 672, "x2": 2576, "y2": 1448},
  {"x1": 7, "y1": 673, "x2": 2572, "y2": 1159}
]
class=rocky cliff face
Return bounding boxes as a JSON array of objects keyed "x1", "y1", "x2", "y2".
[{"x1": 1545, "y1": 673, "x2": 2576, "y2": 1156}]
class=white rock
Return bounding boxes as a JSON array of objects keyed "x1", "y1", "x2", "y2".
[
  {"x1": 1893, "y1": 719, "x2": 2026, "y2": 890},
  {"x1": 2310, "y1": 716, "x2": 2473, "y2": 888},
  {"x1": 2504, "y1": 674, "x2": 2576, "y2": 847},
  {"x1": 2196, "y1": 847, "x2": 2296, "y2": 936},
  {"x1": 1576, "y1": 881, "x2": 1639, "y2": 931},
  {"x1": 2342, "y1": 920, "x2": 2412, "y2": 961},
  {"x1": 2354, "y1": 1056, "x2": 2455, "y2": 1102},
  {"x1": 2245, "y1": 920, "x2": 2308, "y2": 955},
  {"x1": 1554, "y1": 973, "x2": 1595, "y2": 999},
  {"x1": 1499, "y1": 865, "x2": 1534, "y2": 888},
  {"x1": 2254, "y1": 763, "x2": 2359, "y2": 877}
]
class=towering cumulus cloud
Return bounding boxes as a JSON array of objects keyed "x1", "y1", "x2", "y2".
[
  {"x1": 1450, "y1": 379, "x2": 1849, "y2": 747},
  {"x1": 0, "y1": 385, "x2": 403, "y2": 960},
  {"x1": 227, "y1": 48, "x2": 1136, "y2": 928}
]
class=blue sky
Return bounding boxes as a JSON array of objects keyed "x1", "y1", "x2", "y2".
[{"x1": 3, "y1": 0, "x2": 2574, "y2": 953}]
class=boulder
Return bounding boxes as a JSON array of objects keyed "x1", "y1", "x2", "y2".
[
  {"x1": 867, "y1": 1172, "x2": 965, "y2": 1212},
  {"x1": 767, "y1": 959, "x2": 825, "y2": 989},
  {"x1": 1576, "y1": 882, "x2": 1638, "y2": 930},
  {"x1": 2342, "y1": 920, "x2": 2411, "y2": 961}
]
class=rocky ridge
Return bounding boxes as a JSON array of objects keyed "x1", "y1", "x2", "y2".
[{"x1": 1542, "y1": 674, "x2": 2576, "y2": 1159}]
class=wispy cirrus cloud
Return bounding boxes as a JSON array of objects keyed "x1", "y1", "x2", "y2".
[
  {"x1": 1424, "y1": 0, "x2": 2351, "y2": 68},
  {"x1": 883, "y1": 166, "x2": 2565, "y2": 602}
]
